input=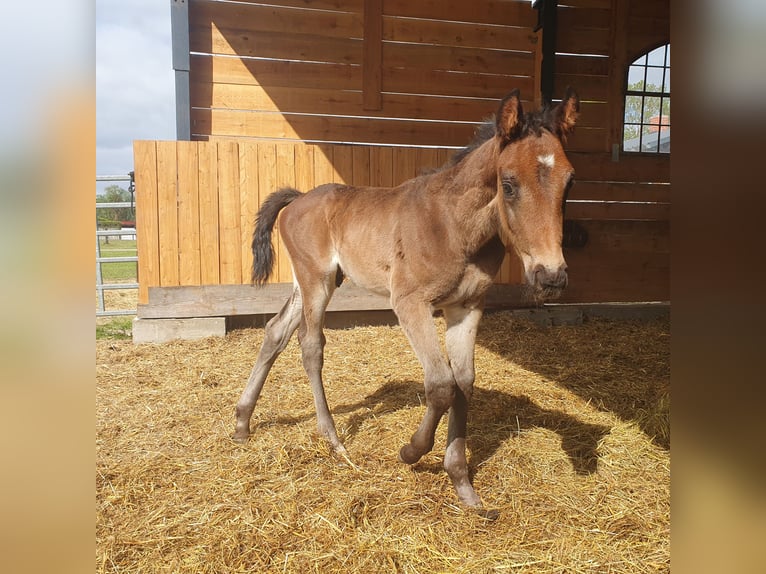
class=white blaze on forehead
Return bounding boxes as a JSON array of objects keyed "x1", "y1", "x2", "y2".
[{"x1": 537, "y1": 154, "x2": 555, "y2": 168}]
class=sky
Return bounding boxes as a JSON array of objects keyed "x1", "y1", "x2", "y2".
[{"x1": 96, "y1": 0, "x2": 176, "y2": 193}]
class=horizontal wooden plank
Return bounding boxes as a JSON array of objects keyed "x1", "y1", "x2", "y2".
[
  {"x1": 554, "y1": 73, "x2": 609, "y2": 102},
  {"x1": 564, "y1": 219, "x2": 670, "y2": 255},
  {"x1": 629, "y1": 0, "x2": 670, "y2": 19},
  {"x1": 192, "y1": 83, "x2": 500, "y2": 122},
  {"x1": 384, "y1": 66, "x2": 535, "y2": 100},
  {"x1": 189, "y1": 0, "x2": 363, "y2": 39},
  {"x1": 563, "y1": 127, "x2": 609, "y2": 153},
  {"x1": 554, "y1": 54, "x2": 610, "y2": 77},
  {"x1": 556, "y1": 26, "x2": 611, "y2": 55},
  {"x1": 382, "y1": 15, "x2": 537, "y2": 51},
  {"x1": 568, "y1": 152, "x2": 670, "y2": 183},
  {"x1": 565, "y1": 201, "x2": 670, "y2": 221},
  {"x1": 191, "y1": 109, "x2": 478, "y2": 146},
  {"x1": 383, "y1": 41, "x2": 535, "y2": 76},
  {"x1": 568, "y1": 181, "x2": 670, "y2": 202},
  {"x1": 190, "y1": 54, "x2": 360, "y2": 91},
  {"x1": 192, "y1": 26, "x2": 362, "y2": 64},
  {"x1": 139, "y1": 282, "x2": 527, "y2": 318},
  {"x1": 383, "y1": 0, "x2": 537, "y2": 27},
  {"x1": 557, "y1": 5, "x2": 611, "y2": 29},
  {"x1": 558, "y1": 0, "x2": 611, "y2": 9},
  {"x1": 193, "y1": 82, "x2": 606, "y2": 129},
  {"x1": 229, "y1": 0, "x2": 363, "y2": 12}
]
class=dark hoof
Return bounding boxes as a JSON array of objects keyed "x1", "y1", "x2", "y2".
[
  {"x1": 477, "y1": 508, "x2": 500, "y2": 521},
  {"x1": 398, "y1": 444, "x2": 422, "y2": 465}
]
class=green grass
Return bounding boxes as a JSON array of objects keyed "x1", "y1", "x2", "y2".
[
  {"x1": 98, "y1": 238, "x2": 137, "y2": 282},
  {"x1": 96, "y1": 316, "x2": 134, "y2": 340}
]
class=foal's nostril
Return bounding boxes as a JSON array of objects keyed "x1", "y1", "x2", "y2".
[{"x1": 534, "y1": 264, "x2": 568, "y2": 289}]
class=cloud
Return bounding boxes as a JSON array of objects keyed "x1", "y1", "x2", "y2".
[{"x1": 96, "y1": 0, "x2": 175, "y2": 177}]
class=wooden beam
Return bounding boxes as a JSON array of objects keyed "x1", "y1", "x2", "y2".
[
  {"x1": 363, "y1": 0, "x2": 383, "y2": 110},
  {"x1": 138, "y1": 282, "x2": 527, "y2": 319}
]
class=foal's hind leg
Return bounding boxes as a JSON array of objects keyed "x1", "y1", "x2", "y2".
[
  {"x1": 296, "y1": 275, "x2": 349, "y2": 458},
  {"x1": 233, "y1": 288, "x2": 302, "y2": 442}
]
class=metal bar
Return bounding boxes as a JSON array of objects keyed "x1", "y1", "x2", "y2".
[
  {"x1": 96, "y1": 202, "x2": 134, "y2": 209},
  {"x1": 97, "y1": 229, "x2": 136, "y2": 237},
  {"x1": 171, "y1": 0, "x2": 191, "y2": 140},
  {"x1": 97, "y1": 309, "x2": 137, "y2": 317},
  {"x1": 97, "y1": 283, "x2": 140, "y2": 291},
  {"x1": 96, "y1": 175, "x2": 132, "y2": 182},
  {"x1": 96, "y1": 225, "x2": 105, "y2": 313},
  {"x1": 540, "y1": 0, "x2": 558, "y2": 105},
  {"x1": 97, "y1": 257, "x2": 138, "y2": 264}
]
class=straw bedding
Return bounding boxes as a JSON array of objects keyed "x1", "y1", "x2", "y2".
[{"x1": 96, "y1": 312, "x2": 669, "y2": 573}]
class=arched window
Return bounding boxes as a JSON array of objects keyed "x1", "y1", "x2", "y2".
[{"x1": 622, "y1": 44, "x2": 670, "y2": 153}]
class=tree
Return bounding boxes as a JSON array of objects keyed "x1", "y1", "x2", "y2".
[
  {"x1": 623, "y1": 81, "x2": 670, "y2": 144},
  {"x1": 97, "y1": 185, "x2": 134, "y2": 228}
]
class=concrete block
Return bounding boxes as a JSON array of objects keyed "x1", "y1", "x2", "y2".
[{"x1": 132, "y1": 317, "x2": 227, "y2": 344}]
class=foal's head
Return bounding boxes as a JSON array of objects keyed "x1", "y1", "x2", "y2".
[{"x1": 492, "y1": 88, "x2": 580, "y2": 301}]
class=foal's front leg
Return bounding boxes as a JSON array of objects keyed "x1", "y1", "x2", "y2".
[
  {"x1": 393, "y1": 297, "x2": 456, "y2": 465},
  {"x1": 442, "y1": 305, "x2": 486, "y2": 511}
]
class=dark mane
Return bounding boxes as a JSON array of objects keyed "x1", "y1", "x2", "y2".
[{"x1": 446, "y1": 102, "x2": 561, "y2": 168}]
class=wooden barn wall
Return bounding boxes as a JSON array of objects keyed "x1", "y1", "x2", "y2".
[
  {"x1": 187, "y1": 0, "x2": 543, "y2": 148},
  {"x1": 550, "y1": 0, "x2": 669, "y2": 303},
  {"x1": 133, "y1": 0, "x2": 669, "y2": 312},
  {"x1": 133, "y1": 139, "x2": 668, "y2": 307}
]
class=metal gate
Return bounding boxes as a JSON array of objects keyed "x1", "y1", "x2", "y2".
[{"x1": 96, "y1": 173, "x2": 138, "y2": 317}]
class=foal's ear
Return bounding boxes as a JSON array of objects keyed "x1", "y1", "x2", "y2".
[
  {"x1": 496, "y1": 89, "x2": 524, "y2": 144},
  {"x1": 554, "y1": 86, "x2": 580, "y2": 141}
]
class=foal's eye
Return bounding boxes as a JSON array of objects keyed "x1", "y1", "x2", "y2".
[{"x1": 502, "y1": 178, "x2": 519, "y2": 199}]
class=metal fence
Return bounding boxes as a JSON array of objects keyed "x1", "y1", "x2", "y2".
[{"x1": 96, "y1": 173, "x2": 138, "y2": 317}]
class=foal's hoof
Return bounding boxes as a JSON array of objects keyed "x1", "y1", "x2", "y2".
[
  {"x1": 398, "y1": 444, "x2": 422, "y2": 465},
  {"x1": 232, "y1": 432, "x2": 250, "y2": 444}
]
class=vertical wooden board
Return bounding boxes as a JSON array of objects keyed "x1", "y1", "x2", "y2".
[
  {"x1": 198, "y1": 141, "x2": 220, "y2": 285},
  {"x1": 176, "y1": 141, "x2": 201, "y2": 286},
  {"x1": 352, "y1": 146, "x2": 371, "y2": 186},
  {"x1": 156, "y1": 141, "x2": 180, "y2": 287},
  {"x1": 507, "y1": 249, "x2": 524, "y2": 284},
  {"x1": 133, "y1": 141, "x2": 160, "y2": 304},
  {"x1": 217, "y1": 140, "x2": 242, "y2": 284},
  {"x1": 370, "y1": 146, "x2": 393, "y2": 187},
  {"x1": 416, "y1": 148, "x2": 440, "y2": 173},
  {"x1": 435, "y1": 147, "x2": 452, "y2": 169},
  {"x1": 257, "y1": 143, "x2": 279, "y2": 283},
  {"x1": 494, "y1": 252, "x2": 510, "y2": 284},
  {"x1": 393, "y1": 146, "x2": 417, "y2": 185},
  {"x1": 332, "y1": 145, "x2": 354, "y2": 184},
  {"x1": 275, "y1": 143, "x2": 296, "y2": 282},
  {"x1": 294, "y1": 143, "x2": 316, "y2": 192},
  {"x1": 314, "y1": 144, "x2": 336, "y2": 185},
  {"x1": 239, "y1": 141, "x2": 260, "y2": 283}
]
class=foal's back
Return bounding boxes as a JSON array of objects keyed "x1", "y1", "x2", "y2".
[{"x1": 277, "y1": 174, "x2": 491, "y2": 302}]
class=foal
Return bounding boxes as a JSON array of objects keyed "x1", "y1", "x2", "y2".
[{"x1": 234, "y1": 88, "x2": 579, "y2": 511}]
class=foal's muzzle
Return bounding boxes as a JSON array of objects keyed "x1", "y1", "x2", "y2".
[{"x1": 532, "y1": 264, "x2": 568, "y2": 300}]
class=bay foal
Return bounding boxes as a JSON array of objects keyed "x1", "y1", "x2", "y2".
[{"x1": 234, "y1": 88, "x2": 580, "y2": 512}]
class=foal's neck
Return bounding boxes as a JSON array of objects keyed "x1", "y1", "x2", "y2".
[{"x1": 437, "y1": 139, "x2": 501, "y2": 254}]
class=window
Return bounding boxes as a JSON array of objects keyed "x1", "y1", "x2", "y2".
[{"x1": 622, "y1": 44, "x2": 670, "y2": 153}]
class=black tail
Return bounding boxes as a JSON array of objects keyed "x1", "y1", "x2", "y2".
[{"x1": 251, "y1": 187, "x2": 302, "y2": 285}]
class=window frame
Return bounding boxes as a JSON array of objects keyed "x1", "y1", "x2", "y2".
[{"x1": 622, "y1": 43, "x2": 671, "y2": 154}]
